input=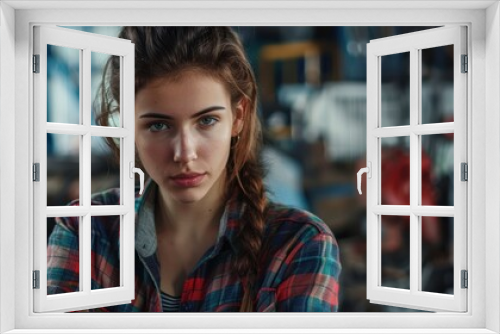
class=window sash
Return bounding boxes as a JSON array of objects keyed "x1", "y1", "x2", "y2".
[
  {"x1": 32, "y1": 25, "x2": 136, "y2": 313},
  {"x1": 366, "y1": 25, "x2": 468, "y2": 312}
]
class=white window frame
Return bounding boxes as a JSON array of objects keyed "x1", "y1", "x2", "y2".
[
  {"x1": 33, "y1": 25, "x2": 136, "y2": 313},
  {"x1": 365, "y1": 26, "x2": 468, "y2": 312},
  {"x1": 1, "y1": 1, "x2": 499, "y2": 333}
]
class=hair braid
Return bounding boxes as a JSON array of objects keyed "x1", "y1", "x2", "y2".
[{"x1": 232, "y1": 158, "x2": 268, "y2": 312}]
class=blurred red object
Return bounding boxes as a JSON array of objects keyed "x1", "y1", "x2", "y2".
[{"x1": 380, "y1": 147, "x2": 440, "y2": 248}]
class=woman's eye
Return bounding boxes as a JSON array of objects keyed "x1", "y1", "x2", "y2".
[
  {"x1": 149, "y1": 123, "x2": 169, "y2": 132},
  {"x1": 199, "y1": 116, "x2": 218, "y2": 127}
]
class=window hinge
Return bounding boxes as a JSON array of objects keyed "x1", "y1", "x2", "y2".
[
  {"x1": 461, "y1": 270, "x2": 468, "y2": 289},
  {"x1": 461, "y1": 162, "x2": 468, "y2": 181},
  {"x1": 461, "y1": 54, "x2": 468, "y2": 73},
  {"x1": 33, "y1": 270, "x2": 40, "y2": 289},
  {"x1": 33, "y1": 163, "x2": 40, "y2": 182},
  {"x1": 33, "y1": 54, "x2": 40, "y2": 73}
]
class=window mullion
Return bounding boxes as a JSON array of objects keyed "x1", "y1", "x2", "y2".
[
  {"x1": 82, "y1": 47, "x2": 91, "y2": 206},
  {"x1": 417, "y1": 47, "x2": 423, "y2": 294},
  {"x1": 454, "y1": 26, "x2": 468, "y2": 312},
  {"x1": 77, "y1": 47, "x2": 85, "y2": 293},
  {"x1": 90, "y1": 126, "x2": 129, "y2": 138},
  {"x1": 81, "y1": 47, "x2": 92, "y2": 294},
  {"x1": 365, "y1": 44, "x2": 379, "y2": 300},
  {"x1": 373, "y1": 205, "x2": 455, "y2": 216},
  {"x1": 409, "y1": 47, "x2": 420, "y2": 295},
  {"x1": 374, "y1": 54, "x2": 381, "y2": 290},
  {"x1": 373, "y1": 123, "x2": 455, "y2": 137}
]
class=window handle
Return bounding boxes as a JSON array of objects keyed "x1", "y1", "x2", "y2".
[
  {"x1": 357, "y1": 162, "x2": 371, "y2": 195},
  {"x1": 130, "y1": 162, "x2": 145, "y2": 195}
]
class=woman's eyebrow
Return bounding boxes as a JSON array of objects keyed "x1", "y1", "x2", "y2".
[{"x1": 139, "y1": 106, "x2": 226, "y2": 119}]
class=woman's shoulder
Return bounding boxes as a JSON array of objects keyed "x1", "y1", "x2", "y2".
[
  {"x1": 54, "y1": 189, "x2": 121, "y2": 234},
  {"x1": 264, "y1": 201, "x2": 335, "y2": 241},
  {"x1": 63, "y1": 188, "x2": 121, "y2": 207},
  {"x1": 259, "y1": 202, "x2": 341, "y2": 312},
  {"x1": 90, "y1": 188, "x2": 121, "y2": 205},
  {"x1": 261, "y1": 202, "x2": 340, "y2": 280}
]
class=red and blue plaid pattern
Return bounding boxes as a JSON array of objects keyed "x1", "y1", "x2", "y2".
[{"x1": 47, "y1": 183, "x2": 341, "y2": 312}]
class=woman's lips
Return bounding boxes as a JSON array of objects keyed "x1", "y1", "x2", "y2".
[{"x1": 170, "y1": 173, "x2": 206, "y2": 187}]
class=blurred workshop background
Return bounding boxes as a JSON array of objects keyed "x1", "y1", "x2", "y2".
[{"x1": 47, "y1": 26, "x2": 455, "y2": 312}]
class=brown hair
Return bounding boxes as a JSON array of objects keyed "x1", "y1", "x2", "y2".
[{"x1": 96, "y1": 27, "x2": 267, "y2": 312}]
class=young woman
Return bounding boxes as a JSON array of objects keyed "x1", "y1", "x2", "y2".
[{"x1": 47, "y1": 27, "x2": 341, "y2": 312}]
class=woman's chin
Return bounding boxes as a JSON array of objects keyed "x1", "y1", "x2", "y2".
[{"x1": 168, "y1": 188, "x2": 207, "y2": 205}]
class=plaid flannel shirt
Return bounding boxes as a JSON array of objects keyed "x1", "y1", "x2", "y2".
[{"x1": 47, "y1": 181, "x2": 341, "y2": 312}]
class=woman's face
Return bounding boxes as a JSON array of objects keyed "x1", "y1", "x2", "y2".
[{"x1": 135, "y1": 71, "x2": 244, "y2": 205}]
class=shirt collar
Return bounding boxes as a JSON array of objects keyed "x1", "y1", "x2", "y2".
[
  {"x1": 135, "y1": 181, "x2": 243, "y2": 258},
  {"x1": 135, "y1": 180, "x2": 158, "y2": 258}
]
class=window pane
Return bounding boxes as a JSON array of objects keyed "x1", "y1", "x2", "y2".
[
  {"x1": 381, "y1": 52, "x2": 410, "y2": 127},
  {"x1": 91, "y1": 136, "x2": 120, "y2": 203},
  {"x1": 91, "y1": 215, "x2": 121, "y2": 290},
  {"x1": 47, "y1": 216, "x2": 80, "y2": 295},
  {"x1": 381, "y1": 215, "x2": 410, "y2": 290},
  {"x1": 381, "y1": 136, "x2": 410, "y2": 205},
  {"x1": 421, "y1": 45, "x2": 454, "y2": 124},
  {"x1": 47, "y1": 44, "x2": 80, "y2": 124},
  {"x1": 47, "y1": 133, "x2": 80, "y2": 206},
  {"x1": 421, "y1": 216, "x2": 453, "y2": 295},
  {"x1": 92, "y1": 52, "x2": 120, "y2": 127},
  {"x1": 421, "y1": 134, "x2": 454, "y2": 206}
]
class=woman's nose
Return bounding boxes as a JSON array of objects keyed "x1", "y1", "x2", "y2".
[{"x1": 173, "y1": 130, "x2": 198, "y2": 163}]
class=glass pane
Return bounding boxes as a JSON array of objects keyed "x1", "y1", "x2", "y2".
[
  {"x1": 421, "y1": 45, "x2": 454, "y2": 124},
  {"x1": 381, "y1": 137, "x2": 410, "y2": 206},
  {"x1": 421, "y1": 134, "x2": 454, "y2": 206},
  {"x1": 91, "y1": 215, "x2": 121, "y2": 290},
  {"x1": 47, "y1": 44, "x2": 80, "y2": 124},
  {"x1": 47, "y1": 133, "x2": 80, "y2": 206},
  {"x1": 47, "y1": 216, "x2": 80, "y2": 294},
  {"x1": 92, "y1": 52, "x2": 120, "y2": 127},
  {"x1": 421, "y1": 216, "x2": 454, "y2": 295},
  {"x1": 381, "y1": 215, "x2": 410, "y2": 290},
  {"x1": 381, "y1": 52, "x2": 410, "y2": 127},
  {"x1": 91, "y1": 136, "x2": 120, "y2": 203}
]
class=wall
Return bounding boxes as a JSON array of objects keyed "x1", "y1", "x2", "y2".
[
  {"x1": 486, "y1": 2, "x2": 500, "y2": 333},
  {"x1": 0, "y1": 2, "x2": 16, "y2": 333}
]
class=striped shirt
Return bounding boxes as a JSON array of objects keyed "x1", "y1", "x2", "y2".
[
  {"x1": 161, "y1": 291, "x2": 181, "y2": 312},
  {"x1": 47, "y1": 181, "x2": 341, "y2": 312}
]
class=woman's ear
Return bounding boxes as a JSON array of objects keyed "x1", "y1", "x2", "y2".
[{"x1": 232, "y1": 99, "x2": 246, "y2": 136}]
